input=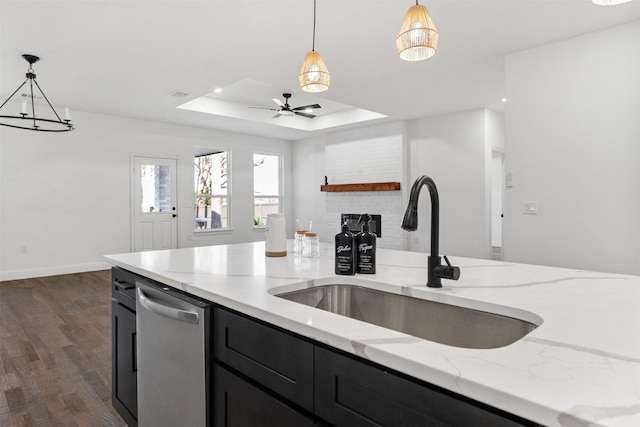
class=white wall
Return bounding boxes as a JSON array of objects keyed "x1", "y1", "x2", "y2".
[
  {"x1": 486, "y1": 110, "x2": 506, "y2": 152},
  {"x1": 504, "y1": 21, "x2": 640, "y2": 275},
  {"x1": 0, "y1": 108, "x2": 292, "y2": 280},
  {"x1": 291, "y1": 135, "x2": 326, "y2": 237},
  {"x1": 408, "y1": 109, "x2": 492, "y2": 259}
]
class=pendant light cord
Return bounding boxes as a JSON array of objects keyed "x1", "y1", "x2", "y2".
[{"x1": 312, "y1": 0, "x2": 316, "y2": 51}]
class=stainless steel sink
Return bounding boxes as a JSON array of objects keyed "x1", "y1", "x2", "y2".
[{"x1": 276, "y1": 285, "x2": 538, "y2": 349}]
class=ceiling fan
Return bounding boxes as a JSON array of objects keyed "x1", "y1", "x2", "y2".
[{"x1": 249, "y1": 93, "x2": 321, "y2": 119}]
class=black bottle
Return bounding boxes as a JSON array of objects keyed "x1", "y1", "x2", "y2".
[
  {"x1": 335, "y1": 222, "x2": 356, "y2": 275},
  {"x1": 356, "y1": 214, "x2": 376, "y2": 274}
]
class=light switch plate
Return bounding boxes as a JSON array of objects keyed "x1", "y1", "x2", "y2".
[
  {"x1": 523, "y1": 201, "x2": 538, "y2": 214},
  {"x1": 505, "y1": 171, "x2": 514, "y2": 188}
]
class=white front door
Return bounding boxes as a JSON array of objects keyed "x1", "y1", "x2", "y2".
[{"x1": 132, "y1": 157, "x2": 178, "y2": 251}]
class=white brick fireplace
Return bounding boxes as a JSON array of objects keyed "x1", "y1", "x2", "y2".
[{"x1": 323, "y1": 122, "x2": 408, "y2": 250}]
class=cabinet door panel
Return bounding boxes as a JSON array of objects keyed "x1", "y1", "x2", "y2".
[
  {"x1": 214, "y1": 365, "x2": 315, "y2": 427},
  {"x1": 112, "y1": 300, "x2": 138, "y2": 425},
  {"x1": 214, "y1": 308, "x2": 314, "y2": 411},
  {"x1": 315, "y1": 347, "x2": 532, "y2": 427}
]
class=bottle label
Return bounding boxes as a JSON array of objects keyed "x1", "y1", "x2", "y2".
[
  {"x1": 336, "y1": 253, "x2": 355, "y2": 274},
  {"x1": 358, "y1": 243, "x2": 373, "y2": 253},
  {"x1": 336, "y1": 258, "x2": 353, "y2": 273},
  {"x1": 357, "y1": 240, "x2": 375, "y2": 274},
  {"x1": 337, "y1": 245, "x2": 352, "y2": 253}
]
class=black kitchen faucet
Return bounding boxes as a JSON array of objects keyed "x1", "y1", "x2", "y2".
[{"x1": 402, "y1": 175, "x2": 461, "y2": 288}]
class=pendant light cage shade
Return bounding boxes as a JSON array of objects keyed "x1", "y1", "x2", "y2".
[
  {"x1": 396, "y1": 4, "x2": 439, "y2": 61},
  {"x1": 590, "y1": 0, "x2": 633, "y2": 5},
  {"x1": 299, "y1": 50, "x2": 331, "y2": 93}
]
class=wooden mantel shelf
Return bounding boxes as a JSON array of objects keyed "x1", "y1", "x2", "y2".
[{"x1": 320, "y1": 182, "x2": 401, "y2": 192}]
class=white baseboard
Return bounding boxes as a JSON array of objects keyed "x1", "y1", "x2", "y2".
[{"x1": 0, "y1": 261, "x2": 112, "y2": 282}]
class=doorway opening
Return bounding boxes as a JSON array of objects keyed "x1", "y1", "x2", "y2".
[{"x1": 491, "y1": 151, "x2": 504, "y2": 261}]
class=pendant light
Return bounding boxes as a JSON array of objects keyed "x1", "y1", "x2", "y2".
[
  {"x1": 396, "y1": 1, "x2": 439, "y2": 61},
  {"x1": 0, "y1": 54, "x2": 74, "y2": 132},
  {"x1": 590, "y1": 0, "x2": 633, "y2": 4},
  {"x1": 299, "y1": 0, "x2": 330, "y2": 93}
]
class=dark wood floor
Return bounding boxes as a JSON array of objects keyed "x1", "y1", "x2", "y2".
[{"x1": 0, "y1": 270, "x2": 127, "y2": 427}]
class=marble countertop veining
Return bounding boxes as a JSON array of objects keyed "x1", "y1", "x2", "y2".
[{"x1": 105, "y1": 241, "x2": 640, "y2": 427}]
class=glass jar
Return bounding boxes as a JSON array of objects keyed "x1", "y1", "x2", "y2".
[
  {"x1": 293, "y1": 229, "x2": 307, "y2": 255},
  {"x1": 302, "y1": 232, "x2": 319, "y2": 258}
]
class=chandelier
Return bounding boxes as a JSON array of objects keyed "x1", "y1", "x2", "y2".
[{"x1": 0, "y1": 54, "x2": 75, "y2": 132}]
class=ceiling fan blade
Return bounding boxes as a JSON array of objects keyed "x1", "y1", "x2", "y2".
[
  {"x1": 248, "y1": 106, "x2": 278, "y2": 111},
  {"x1": 272, "y1": 112, "x2": 281, "y2": 119},
  {"x1": 294, "y1": 111, "x2": 316, "y2": 119},
  {"x1": 272, "y1": 98, "x2": 285, "y2": 107},
  {"x1": 292, "y1": 104, "x2": 321, "y2": 111}
]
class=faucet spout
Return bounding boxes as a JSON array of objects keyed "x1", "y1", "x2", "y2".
[
  {"x1": 402, "y1": 175, "x2": 460, "y2": 288},
  {"x1": 402, "y1": 175, "x2": 440, "y2": 256}
]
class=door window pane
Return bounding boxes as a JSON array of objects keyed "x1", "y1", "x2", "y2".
[{"x1": 141, "y1": 164, "x2": 172, "y2": 213}]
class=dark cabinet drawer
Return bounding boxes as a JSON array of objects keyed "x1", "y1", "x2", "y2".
[
  {"x1": 315, "y1": 346, "x2": 534, "y2": 427},
  {"x1": 112, "y1": 267, "x2": 138, "y2": 310},
  {"x1": 214, "y1": 308, "x2": 314, "y2": 412},
  {"x1": 214, "y1": 365, "x2": 315, "y2": 427}
]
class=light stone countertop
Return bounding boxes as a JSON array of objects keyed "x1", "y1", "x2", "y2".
[{"x1": 105, "y1": 241, "x2": 640, "y2": 427}]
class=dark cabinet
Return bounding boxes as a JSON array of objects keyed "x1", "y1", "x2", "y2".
[
  {"x1": 213, "y1": 306, "x2": 538, "y2": 427},
  {"x1": 111, "y1": 268, "x2": 138, "y2": 427},
  {"x1": 214, "y1": 364, "x2": 315, "y2": 427},
  {"x1": 214, "y1": 308, "x2": 314, "y2": 411},
  {"x1": 315, "y1": 346, "x2": 533, "y2": 427}
]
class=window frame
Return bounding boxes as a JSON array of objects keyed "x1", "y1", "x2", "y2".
[
  {"x1": 253, "y1": 152, "x2": 283, "y2": 229},
  {"x1": 194, "y1": 148, "x2": 231, "y2": 233}
]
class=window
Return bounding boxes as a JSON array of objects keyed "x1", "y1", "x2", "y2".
[
  {"x1": 253, "y1": 153, "x2": 281, "y2": 227},
  {"x1": 195, "y1": 149, "x2": 229, "y2": 230},
  {"x1": 140, "y1": 163, "x2": 172, "y2": 213}
]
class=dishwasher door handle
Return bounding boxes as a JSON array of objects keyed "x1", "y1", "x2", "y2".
[{"x1": 137, "y1": 287, "x2": 199, "y2": 324}]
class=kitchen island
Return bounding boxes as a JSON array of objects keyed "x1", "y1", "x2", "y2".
[{"x1": 105, "y1": 241, "x2": 640, "y2": 427}]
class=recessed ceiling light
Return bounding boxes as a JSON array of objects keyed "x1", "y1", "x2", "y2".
[
  {"x1": 213, "y1": 88, "x2": 222, "y2": 93},
  {"x1": 502, "y1": 97, "x2": 507, "y2": 103}
]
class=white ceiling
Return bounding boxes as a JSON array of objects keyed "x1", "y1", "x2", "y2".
[{"x1": 1, "y1": 0, "x2": 639, "y2": 140}]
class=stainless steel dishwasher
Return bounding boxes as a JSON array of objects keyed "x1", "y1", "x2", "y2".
[{"x1": 136, "y1": 279, "x2": 211, "y2": 427}]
